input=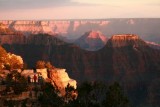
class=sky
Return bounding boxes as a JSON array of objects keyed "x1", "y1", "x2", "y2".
[{"x1": 0, "y1": 0, "x2": 160, "y2": 20}]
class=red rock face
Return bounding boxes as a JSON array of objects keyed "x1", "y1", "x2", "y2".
[
  {"x1": 1, "y1": 33, "x2": 160, "y2": 106},
  {"x1": 1, "y1": 34, "x2": 159, "y2": 80},
  {"x1": 74, "y1": 30, "x2": 108, "y2": 51},
  {"x1": 49, "y1": 68, "x2": 77, "y2": 95}
]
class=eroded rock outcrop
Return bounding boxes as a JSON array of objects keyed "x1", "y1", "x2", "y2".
[
  {"x1": 107, "y1": 34, "x2": 146, "y2": 47},
  {"x1": 21, "y1": 68, "x2": 77, "y2": 95},
  {"x1": 1, "y1": 33, "x2": 160, "y2": 106},
  {"x1": 36, "y1": 68, "x2": 48, "y2": 80},
  {"x1": 49, "y1": 68, "x2": 77, "y2": 95},
  {"x1": 1, "y1": 19, "x2": 160, "y2": 44},
  {"x1": 0, "y1": 20, "x2": 109, "y2": 36},
  {"x1": 75, "y1": 30, "x2": 107, "y2": 51}
]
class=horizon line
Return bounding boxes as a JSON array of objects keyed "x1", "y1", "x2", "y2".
[{"x1": 0, "y1": 17, "x2": 160, "y2": 21}]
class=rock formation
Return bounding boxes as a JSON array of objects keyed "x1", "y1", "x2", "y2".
[
  {"x1": 0, "y1": 32, "x2": 160, "y2": 106},
  {"x1": 21, "y1": 68, "x2": 77, "y2": 94},
  {"x1": 49, "y1": 68, "x2": 77, "y2": 95},
  {"x1": 107, "y1": 34, "x2": 146, "y2": 47},
  {"x1": 50, "y1": 68, "x2": 77, "y2": 89},
  {"x1": 1, "y1": 33, "x2": 160, "y2": 81},
  {"x1": 74, "y1": 30, "x2": 107, "y2": 51},
  {"x1": 1, "y1": 19, "x2": 160, "y2": 44},
  {"x1": 21, "y1": 69, "x2": 34, "y2": 78},
  {"x1": 36, "y1": 69, "x2": 48, "y2": 80}
]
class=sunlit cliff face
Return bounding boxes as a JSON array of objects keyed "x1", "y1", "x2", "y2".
[
  {"x1": 111, "y1": 34, "x2": 139, "y2": 41},
  {"x1": 74, "y1": 30, "x2": 108, "y2": 51},
  {"x1": 87, "y1": 30, "x2": 107, "y2": 43},
  {"x1": 0, "y1": 19, "x2": 160, "y2": 44},
  {"x1": 107, "y1": 34, "x2": 146, "y2": 47},
  {"x1": 0, "y1": 20, "x2": 109, "y2": 36}
]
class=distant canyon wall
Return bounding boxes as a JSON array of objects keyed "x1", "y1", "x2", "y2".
[
  {"x1": 0, "y1": 19, "x2": 160, "y2": 43},
  {"x1": 0, "y1": 20, "x2": 109, "y2": 38}
]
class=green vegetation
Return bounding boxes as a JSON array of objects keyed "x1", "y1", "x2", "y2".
[
  {"x1": 0, "y1": 46, "x2": 131, "y2": 106},
  {"x1": 37, "y1": 81, "x2": 131, "y2": 107},
  {"x1": 61, "y1": 81, "x2": 131, "y2": 107},
  {"x1": 5, "y1": 70, "x2": 28, "y2": 95},
  {"x1": 104, "y1": 82, "x2": 130, "y2": 107},
  {"x1": 38, "y1": 82, "x2": 64, "y2": 107}
]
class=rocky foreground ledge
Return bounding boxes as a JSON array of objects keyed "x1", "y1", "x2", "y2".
[{"x1": 0, "y1": 68, "x2": 77, "y2": 97}]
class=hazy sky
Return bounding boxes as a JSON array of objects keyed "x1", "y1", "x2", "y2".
[{"x1": 0, "y1": 0, "x2": 160, "y2": 20}]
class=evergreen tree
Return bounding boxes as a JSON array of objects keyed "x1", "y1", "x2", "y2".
[
  {"x1": 38, "y1": 82, "x2": 64, "y2": 107},
  {"x1": 5, "y1": 70, "x2": 28, "y2": 95},
  {"x1": 64, "y1": 84, "x2": 76, "y2": 103},
  {"x1": 103, "y1": 82, "x2": 130, "y2": 107},
  {"x1": 76, "y1": 82, "x2": 94, "y2": 107}
]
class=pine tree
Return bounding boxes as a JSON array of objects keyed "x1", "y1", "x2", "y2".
[{"x1": 104, "y1": 82, "x2": 130, "y2": 107}]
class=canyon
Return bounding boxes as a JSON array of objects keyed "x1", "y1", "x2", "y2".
[
  {"x1": 0, "y1": 20, "x2": 160, "y2": 106},
  {"x1": 0, "y1": 18, "x2": 160, "y2": 44},
  {"x1": 1, "y1": 33, "x2": 160, "y2": 82}
]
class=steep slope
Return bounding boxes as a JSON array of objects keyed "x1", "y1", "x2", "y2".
[
  {"x1": 74, "y1": 30, "x2": 107, "y2": 51},
  {"x1": 105, "y1": 35, "x2": 160, "y2": 105},
  {"x1": 105, "y1": 34, "x2": 160, "y2": 77},
  {"x1": 0, "y1": 20, "x2": 53, "y2": 35},
  {"x1": 1, "y1": 33, "x2": 160, "y2": 106},
  {"x1": 1, "y1": 33, "x2": 160, "y2": 81},
  {"x1": 0, "y1": 23, "x2": 14, "y2": 35},
  {"x1": 0, "y1": 23, "x2": 25, "y2": 45},
  {"x1": 146, "y1": 41, "x2": 160, "y2": 50}
]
